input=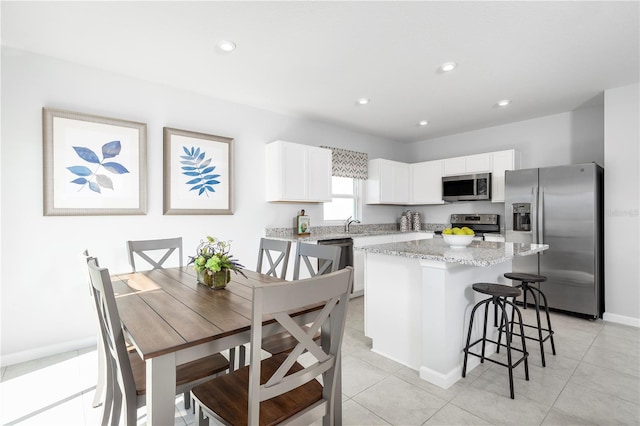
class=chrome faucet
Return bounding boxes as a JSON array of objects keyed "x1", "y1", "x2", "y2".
[{"x1": 345, "y1": 216, "x2": 361, "y2": 233}]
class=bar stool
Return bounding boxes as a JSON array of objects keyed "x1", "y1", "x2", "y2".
[
  {"x1": 462, "y1": 283, "x2": 529, "y2": 399},
  {"x1": 500, "y1": 272, "x2": 556, "y2": 367}
]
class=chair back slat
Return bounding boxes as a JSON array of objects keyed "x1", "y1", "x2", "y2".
[
  {"x1": 127, "y1": 237, "x2": 183, "y2": 272},
  {"x1": 86, "y1": 257, "x2": 138, "y2": 426},
  {"x1": 256, "y1": 238, "x2": 291, "y2": 279},
  {"x1": 292, "y1": 242, "x2": 341, "y2": 280},
  {"x1": 247, "y1": 266, "x2": 353, "y2": 424}
]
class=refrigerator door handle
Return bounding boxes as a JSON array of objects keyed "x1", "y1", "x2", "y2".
[
  {"x1": 538, "y1": 187, "x2": 544, "y2": 247},
  {"x1": 531, "y1": 186, "x2": 539, "y2": 244}
]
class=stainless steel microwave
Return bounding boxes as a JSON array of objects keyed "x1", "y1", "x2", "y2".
[{"x1": 442, "y1": 173, "x2": 491, "y2": 201}]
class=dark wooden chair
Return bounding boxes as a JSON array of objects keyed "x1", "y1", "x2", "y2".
[
  {"x1": 85, "y1": 255, "x2": 229, "y2": 425},
  {"x1": 191, "y1": 267, "x2": 353, "y2": 425},
  {"x1": 127, "y1": 237, "x2": 183, "y2": 272}
]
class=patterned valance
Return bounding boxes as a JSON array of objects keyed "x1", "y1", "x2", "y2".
[{"x1": 320, "y1": 146, "x2": 368, "y2": 180}]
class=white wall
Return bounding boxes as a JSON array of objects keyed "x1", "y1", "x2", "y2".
[
  {"x1": 603, "y1": 83, "x2": 640, "y2": 326},
  {"x1": 407, "y1": 104, "x2": 604, "y2": 169},
  {"x1": 0, "y1": 49, "x2": 404, "y2": 364},
  {"x1": 405, "y1": 104, "x2": 605, "y2": 226}
]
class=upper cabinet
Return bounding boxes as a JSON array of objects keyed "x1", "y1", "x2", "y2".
[
  {"x1": 366, "y1": 149, "x2": 517, "y2": 205},
  {"x1": 442, "y1": 153, "x2": 492, "y2": 176},
  {"x1": 366, "y1": 159, "x2": 410, "y2": 204},
  {"x1": 490, "y1": 149, "x2": 518, "y2": 203},
  {"x1": 409, "y1": 160, "x2": 444, "y2": 205},
  {"x1": 265, "y1": 140, "x2": 332, "y2": 202}
]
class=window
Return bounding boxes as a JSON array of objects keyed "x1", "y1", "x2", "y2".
[{"x1": 323, "y1": 176, "x2": 361, "y2": 222}]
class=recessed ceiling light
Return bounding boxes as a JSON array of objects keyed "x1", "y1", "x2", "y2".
[
  {"x1": 496, "y1": 99, "x2": 511, "y2": 107},
  {"x1": 216, "y1": 40, "x2": 237, "y2": 52},
  {"x1": 418, "y1": 120, "x2": 429, "y2": 126},
  {"x1": 356, "y1": 98, "x2": 370, "y2": 106},
  {"x1": 440, "y1": 62, "x2": 457, "y2": 72}
]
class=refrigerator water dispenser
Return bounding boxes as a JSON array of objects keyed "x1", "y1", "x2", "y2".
[{"x1": 512, "y1": 203, "x2": 531, "y2": 231}]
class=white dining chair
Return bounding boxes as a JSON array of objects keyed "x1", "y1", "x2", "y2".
[
  {"x1": 292, "y1": 242, "x2": 341, "y2": 280},
  {"x1": 229, "y1": 238, "x2": 293, "y2": 370},
  {"x1": 191, "y1": 267, "x2": 353, "y2": 425},
  {"x1": 127, "y1": 237, "x2": 183, "y2": 272},
  {"x1": 85, "y1": 255, "x2": 229, "y2": 425},
  {"x1": 257, "y1": 242, "x2": 342, "y2": 359},
  {"x1": 256, "y1": 238, "x2": 292, "y2": 279}
]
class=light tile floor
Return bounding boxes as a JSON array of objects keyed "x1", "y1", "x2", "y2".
[{"x1": 1, "y1": 296, "x2": 639, "y2": 425}]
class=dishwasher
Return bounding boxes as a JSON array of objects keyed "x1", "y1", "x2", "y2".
[{"x1": 316, "y1": 238, "x2": 354, "y2": 291}]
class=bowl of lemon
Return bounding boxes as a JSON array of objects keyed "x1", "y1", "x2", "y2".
[{"x1": 442, "y1": 226, "x2": 475, "y2": 248}]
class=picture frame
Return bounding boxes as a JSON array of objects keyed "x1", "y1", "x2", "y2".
[
  {"x1": 163, "y1": 127, "x2": 233, "y2": 215},
  {"x1": 43, "y1": 107, "x2": 147, "y2": 216}
]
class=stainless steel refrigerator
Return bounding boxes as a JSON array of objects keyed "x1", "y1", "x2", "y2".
[{"x1": 505, "y1": 163, "x2": 604, "y2": 318}]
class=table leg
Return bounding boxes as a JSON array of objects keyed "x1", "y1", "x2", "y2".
[{"x1": 146, "y1": 353, "x2": 176, "y2": 425}]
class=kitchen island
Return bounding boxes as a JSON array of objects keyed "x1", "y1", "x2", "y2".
[{"x1": 357, "y1": 238, "x2": 548, "y2": 389}]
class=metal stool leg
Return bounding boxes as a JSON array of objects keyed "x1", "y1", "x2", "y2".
[
  {"x1": 529, "y1": 285, "x2": 557, "y2": 356},
  {"x1": 506, "y1": 298, "x2": 529, "y2": 381},
  {"x1": 462, "y1": 299, "x2": 485, "y2": 377}
]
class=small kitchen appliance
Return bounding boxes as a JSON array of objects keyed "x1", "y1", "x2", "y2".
[{"x1": 442, "y1": 173, "x2": 491, "y2": 202}]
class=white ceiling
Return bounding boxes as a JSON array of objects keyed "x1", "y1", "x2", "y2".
[{"x1": 2, "y1": 1, "x2": 639, "y2": 143}]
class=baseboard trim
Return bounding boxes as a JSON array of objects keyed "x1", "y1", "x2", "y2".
[
  {"x1": 1, "y1": 336, "x2": 97, "y2": 367},
  {"x1": 603, "y1": 312, "x2": 640, "y2": 328}
]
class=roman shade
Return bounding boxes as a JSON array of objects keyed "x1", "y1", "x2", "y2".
[{"x1": 320, "y1": 146, "x2": 368, "y2": 180}]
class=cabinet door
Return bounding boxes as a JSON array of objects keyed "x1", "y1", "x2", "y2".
[
  {"x1": 377, "y1": 160, "x2": 409, "y2": 204},
  {"x1": 443, "y1": 156, "x2": 466, "y2": 176},
  {"x1": 379, "y1": 160, "x2": 397, "y2": 202},
  {"x1": 491, "y1": 150, "x2": 515, "y2": 202},
  {"x1": 393, "y1": 162, "x2": 410, "y2": 203},
  {"x1": 307, "y1": 147, "x2": 332, "y2": 202},
  {"x1": 410, "y1": 160, "x2": 444, "y2": 204},
  {"x1": 280, "y1": 142, "x2": 308, "y2": 200},
  {"x1": 465, "y1": 153, "x2": 492, "y2": 173}
]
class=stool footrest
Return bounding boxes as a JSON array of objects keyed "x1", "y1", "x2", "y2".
[
  {"x1": 500, "y1": 323, "x2": 554, "y2": 342},
  {"x1": 464, "y1": 337, "x2": 529, "y2": 371}
]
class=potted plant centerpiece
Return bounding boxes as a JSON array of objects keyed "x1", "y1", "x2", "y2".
[{"x1": 188, "y1": 236, "x2": 245, "y2": 289}]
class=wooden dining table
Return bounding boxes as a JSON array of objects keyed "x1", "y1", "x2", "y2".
[{"x1": 111, "y1": 266, "x2": 341, "y2": 425}]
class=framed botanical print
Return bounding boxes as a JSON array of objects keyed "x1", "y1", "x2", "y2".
[
  {"x1": 42, "y1": 108, "x2": 147, "y2": 216},
  {"x1": 163, "y1": 127, "x2": 233, "y2": 215}
]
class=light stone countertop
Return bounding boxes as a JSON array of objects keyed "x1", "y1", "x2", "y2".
[
  {"x1": 355, "y1": 238, "x2": 549, "y2": 267},
  {"x1": 265, "y1": 223, "x2": 441, "y2": 242},
  {"x1": 271, "y1": 229, "x2": 434, "y2": 242}
]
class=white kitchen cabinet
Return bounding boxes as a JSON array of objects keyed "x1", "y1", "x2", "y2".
[
  {"x1": 443, "y1": 153, "x2": 492, "y2": 176},
  {"x1": 490, "y1": 149, "x2": 517, "y2": 202},
  {"x1": 483, "y1": 234, "x2": 506, "y2": 243},
  {"x1": 392, "y1": 232, "x2": 434, "y2": 243},
  {"x1": 442, "y1": 156, "x2": 466, "y2": 175},
  {"x1": 366, "y1": 159, "x2": 410, "y2": 204},
  {"x1": 265, "y1": 140, "x2": 332, "y2": 202},
  {"x1": 409, "y1": 160, "x2": 444, "y2": 204}
]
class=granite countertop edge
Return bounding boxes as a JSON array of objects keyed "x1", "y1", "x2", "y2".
[{"x1": 357, "y1": 240, "x2": 549, "y2": 267}]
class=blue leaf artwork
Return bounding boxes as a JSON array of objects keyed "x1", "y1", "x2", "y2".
[
  {"x1": 180, "y1": 146, "x2": 221, "y2": 197},
  {"x1": 67, "y1": 140, "x2": 129, "y2": 194}
]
